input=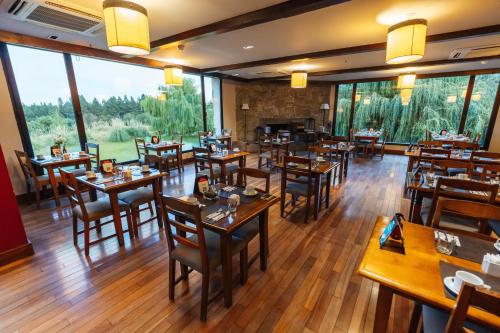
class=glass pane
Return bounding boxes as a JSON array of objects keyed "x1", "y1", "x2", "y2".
[
  {"x1": 72, "y1": 56, "x2": 204, "y2": 162},
  {"x1": 352, "y1": 77, "x2": 468, "y2": 143},
  {"x1": 335, "y1": 84, "x2": 352, "y2": 136},
  {"x1": 464, "y1": 74, "x2": 500, "y2": 146},
  {"x1": 8, "y1": 45, "x2": 79, "y2": 156},
  {"x1": 204, "y1": 76, "x2": 222, "y2": 135}
]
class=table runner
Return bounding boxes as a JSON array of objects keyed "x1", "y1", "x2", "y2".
[{"x1": 444, "y1": 233, "x2": 499, "y2": 264}]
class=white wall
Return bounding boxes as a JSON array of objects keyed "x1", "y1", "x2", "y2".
[
  {"x1": 222, "y1": 79, "x2": 238, "y2": 140},
  {"x1": 0, "y1": 58, "x2": 26, "y2": 195}
]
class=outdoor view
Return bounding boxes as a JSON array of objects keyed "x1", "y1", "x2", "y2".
[
  {"x1": 335, "y1": 84, "x2": 353, "y2": 136},
  {"x1": 8, "y1": 44, "x2": 220, "y2": 162},
  {"x1": 335, "y1": 75, "x2": 499, "y2": 144}
]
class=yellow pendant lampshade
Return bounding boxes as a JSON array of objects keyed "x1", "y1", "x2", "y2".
[
  {"x1": 164, "y1": 66, "x2": 183, "y2": 86},
  {"x1": 291, "y1": 71, "x2": 307, "y2": 88},
  {"x1": 355, "y1": 93, "x2": 361, "y2": 102},
  {"x1": 447, "y1": 95, "x2": 457, "y2": 103},
  {"x1": 386, "y1": 19, "x2": 427, "y2": 64},
  {"x1": 397, "y1": 73, "x2": 416, "y2": 89},
  {"x1": 401, "y1": 88, "x2": 412, "y2": 105},
  {"x1": 103, "y1": 0, "x2": 150, "y2": 56},
  {"x1": 471, "y1": 93, "x2": 481, "y2": 101}
]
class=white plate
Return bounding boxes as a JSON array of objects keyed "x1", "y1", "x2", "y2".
[
  {"x1": 443, "y1": 276, "x2": 459, "y2": 296},
  {"x1": 242, "y1": 190, "x2": 258, "y2": 197}
]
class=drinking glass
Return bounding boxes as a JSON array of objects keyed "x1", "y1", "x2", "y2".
[
  {"x1": 436, "y1": 233, "x2": 456, "y2": 255},
  {"x1": 228, "y1": 198, "x2": 238, "y2": 213}
]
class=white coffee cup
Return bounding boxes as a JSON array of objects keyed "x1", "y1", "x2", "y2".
[
  {"x1": 245, "y1": 185, "x2": 256, "y2": 195},
  {"x1": 453, "y1": 270, "x2": 484, "y2": 292},
  {"x1": 142, "y1": 165, "x2": 150, "y2": 172}
]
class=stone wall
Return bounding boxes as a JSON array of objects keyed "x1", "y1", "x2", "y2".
[{"x1": 234, "y1": 81, "x2": 332, "y2": 142}]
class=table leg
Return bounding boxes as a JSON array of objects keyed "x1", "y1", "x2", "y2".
[
  {"x1": 325, "y1": 170, "x2": 332, "y2": 208},
  {"x1": 220, "y1": 161, "x2": 227, "y2": 184},
  {"x1": 220, "y1": 233, "x2": 233, "y2": 307},
  {"x1": 344, "y1": 152, "x2": 350, "y2": 178},
  {"x1": 176, "y1": 147, "x2": 182, "y2": 173},
  {"x1": 412, "y1": 192, "x2": 424, "y2": 225},
  {"x1": 152, "y1": 178, "x2": 163, "y2": 228},
  {"x1": 109, "y1": 192, "x2": 125, "y2": 246},
  {"x1": 338, "y1": 153, "x2": 344, "y2": 183},
  {"x1": 237, "y1": 156, "x2": 244, "y2": 185},
  {"x1": 373, "y1": 284, "x2": 393, "y2": 333},
  {"x1": 47, "y1": 166, "x2": 61, "y2": 207},
  {"x1": 259, "y1": 209, "x2": 269, "y2": 271},
  {"x1": 314, "y1": 174, "x2": 320, "y2": 219}
]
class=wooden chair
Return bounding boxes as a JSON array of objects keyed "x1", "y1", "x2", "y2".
[
  {"x1": 430, "y1": 160, "x2": 473, "y2": 177},
  {"x1": 373, "y1": 132, "x2": 387, "y2": 159},
  {"x1": 193, "y1": 147, "x2": 220, "y2": 184},
  {"x1": 422, "y1": 283, "x2": 500, "y2": 333},
  {"x1": 161, "y1": 196, "x2": 246, "y2": 321},
  {"x1": 71, "y1": 142, "x2": 100, "y2": 177},
  {"x1": 59, "y1": 169, "x2": 132, "y2": 256},
  {"x1": 308, "y1": 146, "x2": 338, "y2": 194},
  {"x1": 280, "y1": 155, "x2": 315, "y2": 223},
  {"x1": 470, "y1": 151, "x2": 500, "y2": 161},
  {"x1": 233, "y1": 167, "x2": 271, "y2": 283},
  {"x1": 415, "y1": 148, "x2": 451, "y2": 171},
  {"x1": 226, "y1": 141, "x2": 248, "y2": 185},
  {"x1": 431, "y1": 198, "x2": 500, "y2": 240},
  {"x1": 319, "y1": 139, "x2": 342, "y2": 161},
  {"x1": 423, "y1": 178, "x2": 499, "y2": 235},
  {"x1": 452, "y1": 141, "x2": 476, "y2": 151},
  {"x1": 480, "y1": 164, "x2": 500, "y2": 181},
  {"x1": 161, "y1": 134, "x2": 182, "y2": 173},
  {"x1": 258, "y1": 137, "x2": 276, "y2": 170},
  {"x1": 472, "y1": 132, "x2": 481, "y2": 149},
  {"x1": 15, "y1": 149, "x2": 62, "y2": 209},
  {"x1": 198, "y1": 131, "x2": 210, "y2": 147},
  {"x1": 135, "y1": 138, "x2": 148, "y2": 165}
]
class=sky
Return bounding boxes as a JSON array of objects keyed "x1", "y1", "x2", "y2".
[{"x1": 7, "y1": 44, "x2": 212, "y2": 105}]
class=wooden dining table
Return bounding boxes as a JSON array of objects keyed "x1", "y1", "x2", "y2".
[
  {"x1": 358, "y1": 216, "x2": 500, "y2": 333},
  {"x1": 195, "y1": 187, "x2": 280, "y2": 307},
  {"x1": 199, "y1": 150, "x2": 250, "y2": 183},
  {"x1": 276, "y1": 160, "x2": 340, "y2": 219},
  {"x1": 354, "y1": 131, "x2": 380, "y2": 157},
  {"x1": 321, "y1": 142, "x2": 355, "y2": 183},
  {"x1": 144, "y1": 142, "x2": 184, "y2": 172},
  {"x1": 206, "y1": 135, "x2": 232, "y2": 149},
  {"x1": 31, "y1": 153, "x2": 93, "y2": 207},
  {"x1": 77, "y1": 167, "x2": 166, "y2": 246}
]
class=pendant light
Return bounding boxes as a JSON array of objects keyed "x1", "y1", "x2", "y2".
[
  {"x1": 103, "y1": 0, "x2": 150, "y2": 56},
  {"x1": 397, "y1": 73, "x2": 416, "y2": 89},
  {"x1": 291, "y1": 71, "x2": 307, "y2": 88},
  {"x1": 471, "y1": 93, "x2": 481, "y2": 101},
  {"x1": 386, "y1": 19, "x2": 427, "y2": 64},
  {"x1": 355, "y1": 93, "x2": 361, "y2": 102},
  {"x1": 447, "y1": 95, "x2": 457, "y2": 103},
  {"x1": 164, "y1": 66, "x2": 183, "y2": 86}
]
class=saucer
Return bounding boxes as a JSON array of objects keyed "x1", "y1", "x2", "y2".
[
  {"x1": 494, "y1": 242, "x2": 500, "y2": 252},
  {"x1": 443, "y1": 277, "x2": 459, "y2": 296},
  {"x1": 242, "y1": 190, "x2": 258, "y2": 197},
  {"x1": 86, "y1": 175, "x2": 97, "y2": 180},
  {"x1": 287, "y1": 162, "x2": 298, "y2": 167}
]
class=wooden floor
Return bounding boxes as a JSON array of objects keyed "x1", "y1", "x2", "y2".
[{"x1": 0, "y1": 154, "x2": 414, "y2": 333}]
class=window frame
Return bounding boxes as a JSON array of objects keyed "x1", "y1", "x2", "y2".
[{"x1": 1, "y1": 42, "x2": 222, "y2": 161}]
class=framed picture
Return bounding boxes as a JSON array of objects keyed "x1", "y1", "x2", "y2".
[{"x1": 100, "y1": 159, "x2": 115, "y2": 173}]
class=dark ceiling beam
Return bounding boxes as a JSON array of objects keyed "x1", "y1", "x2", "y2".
[
  {"x1": 150, "y1": 0, "x2": 350, "y2": 49},
  {"x1": 246, "y1": 55, "x2": 500, "y2": 81},
  {"x1": 203, "y1": 24, "x2": 500, "y2": 73}
]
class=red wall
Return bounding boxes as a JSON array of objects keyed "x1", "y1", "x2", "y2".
[{"x1": 0, "y1": 145, "x2": 29, "y2": 253}]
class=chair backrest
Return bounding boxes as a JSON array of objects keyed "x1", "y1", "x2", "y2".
[
  {"x1": 135, "y1": 138, "x2": 148, "y2": 161},
  {"x1": 277, "y1": 130, "x2": 291, "y2": 142},
  {"x1": 426, "y1": 178, "x2": 499, "y2": 226},
  {"x1": 237, "y1": 167, "x2": 270, "y2": 193},
  {"x1": 259, "y1": 139, "x2": 275, "y2": 159},
  {"x1": 430, "y1": 159, "x2": 473, "y2": 177},
  {"x1": 198, "y1": 131, "x2": 210, "y2": 147},
  {"x1": 161, "y1": 196, "x2": 209, "y2": 271},
  {"x1": 145, "y1": 154, "x2": 165, "y2": 173},
  {"x1": 14, "y1": 150, "x2": 36, "y2": 183},
  {"x1": 445, "y1": 283, "x2": 500, "y2": 333},
  {"x1": 431, "y1": 198, "x2": 500, "y2": 235},
  {"x1": 417, "y1": 148, "x2": 451, "y2": 168},
  {"x1": 472, "y1": 133, "x2": 481, "y2": 144},
  {"x1": 222, "y1": 128, "x2": 232, "y2": 136},
  {"x1": 471, "y1": 151, "x2": 500, "y2": 161},
  {"x1": 59, "y1": 168, "x2": 88, "y2": 218},
  {"x1": 452, "y1": 141, "x2": 476, "y2": 150},
  {"x1": 193, "y1": 146, "x2": 214, "y2": 179},
  {"x1": 308, "y1": 146, "x2": 334, "y2": 161},
  {"x1": 232, "y1": 140, "x2": 247, "y2": 151},
  {"x1": 418, "y1": 140, "x2": 443, "y2": 148},
  {"x1": 282, "y1": 155, "x2": 313, "y2": 194},
  {"x1": 465, "y1": 130, "x2": 472, "y2": 138},
  {"x1": 331, "y1": 135, "x2": 349, "y2": 142},
  {"x1": 85, "y1": 142, "x2": 100, "y2": 171},
  {"x1": 480, "y1": 164, "x2": 500, "y2": 181}
]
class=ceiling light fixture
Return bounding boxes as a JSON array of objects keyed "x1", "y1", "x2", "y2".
[
  {"x1": 164, "y1": 66, "x2": 183, "y2": 86},
  {"x1": 103, "y1": 0, "x2": 150, "y2": 55},
  {"x1": 355, "y1": 94, "x2": 361, "y2": 102},
  {"x1": 291, "y1": 71, "x2": 307, "y2": 89},
  {"x1": 471, "y1": 93, "x2": 481, "y2": 101},
  {"x1": 386, "y1": 19, "x2": 427, "y2": 64},
  {"x1": 243, "y1": 45, "x2": 254, "y2": 50},
  {"x1": 397, "y1": 73, "x2": 416, "y2": 89}
]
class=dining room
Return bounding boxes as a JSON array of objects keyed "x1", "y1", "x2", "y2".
[{"x1": 0, "y1": 0, "x2": 500, "y2": 332}]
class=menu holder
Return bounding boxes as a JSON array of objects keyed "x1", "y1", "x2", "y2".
[
  {"x1": 151, "y1": 135, "x2": 160, "y2": 144},
  {"x1": 100, "y1": 159, "x2": 115, "y2": 173},
  {"x1": 194, "y1": 174, "x2": 209, "y2": 195},
  {"x1": 50, "y1": 145, "x2": 61, "y2": 157},
  {"x1": 379, "y1": 213, "x2": 406, "y2": 254}
]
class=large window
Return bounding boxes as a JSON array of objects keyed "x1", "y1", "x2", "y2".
[
  {"x1": 335, "y1": 74, "x2": 498, "y2": 146},
  {"x1": 334, "y1": 84, "x2": 353, "y2": 136},
  {"x1": 204, "y1": 76, "x2": 222, "y2": 134},
  {"x1": 8, "y1": 45, "x2": 80, "y2": 156},
  {"x1": 464, "y1": 74, "x2": 500, "y2": 145}
]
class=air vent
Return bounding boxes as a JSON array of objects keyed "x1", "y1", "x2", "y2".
[
  {"x1": 449, "y1": 44, "x2": 500, "y2": 59},
  {"x1": 5, "y1": 0, "x2": 103, "y2": 35}
]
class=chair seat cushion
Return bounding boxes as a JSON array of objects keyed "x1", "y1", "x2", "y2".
[
  {"x1": 421, "y1": 210, "x2": 479, "y2": 232},
  {"x1": 161, "y1": 152, "x2": 178, "y2": 159},
  {"x1": 171, "y1": 229, "x2": 246, "y2": 272},
  {"x1": 285, "y1": 182, "x2": 310, "y2": 196},
  {"x1": 297, "y1": 175, "x2": 327, "y2": 186},
  {"x1": 422, "y1": 305, "x2": 493, "y2": 333},
  {"x1": 259, "y1": 152, "x2": 272, "y2": 159},
  {"x1": 447, "y1": 167, "x2": 467, "y2": 176},
  {"x1": 33, "y1": 172, "x2": 61, "y2": 185},
  {"x1": 73, "y1": 198, "x2": 128, "y2": 221},
  {"x1": 197, "y1": 165, "x2": 221, "y2": 178},
  {"x1": 233, "y1": 217, "x2": 259, "y2": 242},
  {"x1": 118, "y1": 188, "x2": 154, "y2": 208}
]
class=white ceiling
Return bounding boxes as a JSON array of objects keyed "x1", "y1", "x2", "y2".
[{"x1": 0, "y1": 0, "x2": 499, "y2": 81}]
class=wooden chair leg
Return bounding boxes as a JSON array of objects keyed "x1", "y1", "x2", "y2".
[
  {"x1": 95, "y1": 219, "x2": 102, "y2": 233},
  {"x1": 132, "y1": 208, "x2": 139, "y2": 237},
  {"x1": 125, "y1": 209, "x2": 134, "y2": 239},
  {"x1": 72, "y1": 215, "x2": 78, "y2": 246},
  {"x1": 258, "y1": 157, "x2": 262, "y2": 169},
  {"x1": 280, "y1": 193, "x2": 285, "y2": 217},
  {"x1": 148, "y1": 202, "x2": 154, "y2": 216},
  {"x1": 304, "y1": 196, "x2": 310, "y2": 224},
  {"x1": 168, "y1": 259, "x2": 176, "y2": 300},
  {"x1": 200, "y1": 270, "x2": 209, "y2": 321},
  {"x1": 35, "y1": 186, "x2": 41, "y2": 209},
  {"x1": 84, "y1": 221, "x2": 90, "y2": 256},
  {"x1": 180, "y1": 264, "x2": 189, "y2": 280},
  {"x1": 240, "y1": 247, "x2": 248, "y2": 285}
]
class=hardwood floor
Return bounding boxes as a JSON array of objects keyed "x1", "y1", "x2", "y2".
[{"x1": 0, "y1": 154, "x2": 413, "y2": 333}]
